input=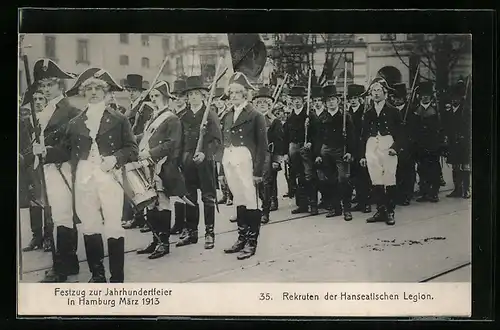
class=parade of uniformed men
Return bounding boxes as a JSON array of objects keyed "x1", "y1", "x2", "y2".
[{"x1": 18, "y1": 33, "x2": 472, "y2": 283}]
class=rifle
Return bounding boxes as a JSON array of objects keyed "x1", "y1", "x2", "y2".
[
  {"x1": 21, "y1": 53, "x2": 57, "y2": 267},
  {"x1": 128, "y1": 55, "x2": 171, "y2": 129},
  {"x1": 195, "y1": 57, "x2": 225, "y2": 155},
  {"x1": 304, "y1": 69, "x2": 312, "y2": 143},
  {"x1": 269, "y1": 73, "x2": 289, "y2": 116},
  {"x1": 403, "y1": 62, "x2": 421, "y2": 125},
  {"x1": 342, "y1": 60, "x2": 348, "y2": 160}
]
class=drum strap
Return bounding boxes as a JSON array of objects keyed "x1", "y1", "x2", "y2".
[{"x1": 139, "y1": 110, "x2": 175, "y2": 153}]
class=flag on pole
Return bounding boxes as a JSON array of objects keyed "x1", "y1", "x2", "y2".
[{"x1": 227, "y1": 34, "x2": 267, "y2": 81}]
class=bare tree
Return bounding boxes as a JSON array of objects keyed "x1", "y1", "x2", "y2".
[
  {"x1": 391, "y1": 34, "x2": 471, "y2": 93},
  {"x1": 317, "y1": 34, "x2": 355, "y2": 86}
]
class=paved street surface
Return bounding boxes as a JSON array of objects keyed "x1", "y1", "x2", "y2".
[{"x1": 19, "y1": 164, "x2": 471, "y2": 283}]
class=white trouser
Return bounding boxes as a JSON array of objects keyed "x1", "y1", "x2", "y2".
[
  {"x1": 222, "y1": 146, "x2": 258, "y2": 209},
  {"x1": 365, "y1": 134, "x2": 398, "y2": 186},
  {"x1": 44, "y1": 163, "x2": 74, "y2": 229},
  {"x1": 74, "y1": 161, "x2": 125, "y2": 239}
]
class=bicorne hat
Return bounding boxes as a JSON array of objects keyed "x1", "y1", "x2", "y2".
[
  {"x1": 124, "y1": 74, "x2": 146, "y2": 91},
  {"x1": 150, "y1": 80, "x2": 175, "y2": 99},
  {"x1": 227, "y1": 72, "x2": 257, "y2": 91},
  {"x1": 392, "y1": 83, "x2": 407, "y2": 99},
  {"x1": 347, "y1": 84, "x2": 366, "y2": 98},
  {"x1": 361, "y1": 77, "x2": 395, "y2": 97},
  {"x1": 65, "y1": 68, "x2": 123, "y2": 97},
  {"x1": 33, "y1": 58, "x2": 76, "y2": 82},
  {"x1": 184, "y1": 76, "x2": 209, "y2": 93},
  {"x1": 252, "y1": 86, "x2": 274, "y2": 101}
]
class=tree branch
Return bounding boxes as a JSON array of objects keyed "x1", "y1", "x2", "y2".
[{"x1": 390, "y1": 40, "x2": 411, "y2": 69}]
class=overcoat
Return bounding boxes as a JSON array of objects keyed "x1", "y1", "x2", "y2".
[{"x1": 220, "y1": 103, "x2": 268, "y2": 177}]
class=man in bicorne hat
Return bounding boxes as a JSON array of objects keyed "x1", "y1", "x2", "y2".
[
  {"x1": 176, "y1": 76, "x2": 222, "y2": 250},
  {"x1": 312, "y1": 84, "x2": 355, "y2": 221},
  {"x1": 391, "y1": 83, "x2": 416, "y2": 206},
  {"x1": 34, "y1": 68, "x2": 138, "y2": 282},
  {"x1": 409, "y1": 81, "x2": 445, "y2": 203},
  {"x1": 252, "y1": 86, "x2": 284, "y2": 224},
  {"x1": 347, "y1": 84, "x2": 372, "y2": 213},
  {"x1": 168, "y1": 79, "x2": 189, "y2": 236},
  {"x1": 22, "y1": 59, "x2": 81, "y2": 282},
  {"x1": 135, "y1": 81, "x2": 187, "y2": 260},
  {"x1": 221, "y1": 72, "x2": 268, "y2": 260},
  {"x1": 443, "y1": 81, "x2": 471, "y2": 199},
  {"x1": 283, "y1": 85, "x2": 318, "y2": 216},
  {"x1": 359, "y1": 77, "x2": 402, "y2": 226}
]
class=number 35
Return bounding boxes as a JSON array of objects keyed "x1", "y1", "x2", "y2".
[{"x1": 259, "y1": 293, "x2": 272, "y2": 301}]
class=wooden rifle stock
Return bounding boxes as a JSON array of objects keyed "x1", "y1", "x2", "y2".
[{"x1": 304, "y1": 69, "x2": 312, "y2": 143}]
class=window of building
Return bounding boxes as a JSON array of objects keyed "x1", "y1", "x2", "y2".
[
  {"x1": 141, "y1": 35, "x2": 150, "y2": 47},
  {"x1": 120, "y1": 34, "x2": 129, "y2": 44},
  {"x1": 119, "y1": 55, "x2": 129, "y2": 66},
  {"x1": 76, "y1": 39, "x2": 89, "y2": 64},
  {"x1": 380, "y1": 34, "x2": 396, "y2": 41},
  {"x1": 141, "y1": 57, "x2": 150, "y2": 68},
  {"x1": 45, "y1": 36, "x2": 56, "y2": 59},
  {"x1": 200, "y1": 54, "x2": 218, "y2": 82},
  {"x1": 176, "y1": 56, "x2": 184, "y2": 76}
]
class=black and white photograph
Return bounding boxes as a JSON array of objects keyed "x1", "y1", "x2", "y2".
[{"x1": 17, "y1": 30, "x2": 474, "y2": 316}]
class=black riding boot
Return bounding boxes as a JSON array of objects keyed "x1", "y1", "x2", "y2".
[
  {"x1": 291, "y1": 184, "x2": 308, "y2": 214},
  {"x1": 204, "y1": 205, "x2": 215, "y2": 249},
  {"x1": 40, "y1": 226, "x2": 75, "y2": 283},
  {"x1": 308, "y1": 181, "x2": 319, "y2": 215},
  {"x1": 23, "y1": 205, "x2": 44, "y2": 252},
  {"x1": 462, "y1": 170, "x2": 471, "y2": 198},
  {"x1": 108, "y1": 237, "x2": 125, "y2": 283},
  {"x1": 137, "y1": 209, "x2": 159, "y2": 254},
  {"x1": 231, "y1": 205, "x2": 247, "y2": 224},
  {"x1": 385, "y1": 185, "x2": 397, "y2": 225},
  {"x1": 342, "y1": 182, "x2": 353, "y2": 221},
  {"x1": 261, "y1": 182, "x2": 271, "y2": 224},
  {"x1": 170, "y1": 202, "x2": 186, "y2": 235},
  {"x1": 149, "y1": 210, "x2": 171, "y2": 259},
  {"x1": 237, "y1": 209, "x2": 261, "y2": 260},
  {"x1": 366, "y1": 185, "x2": 388, "y2": 223},
  {"x1": 176, "y1": 205, "x2": 199, "y2": 247},
  {"x1": 224, "y1": 209, "x2": 248, "y2": 254},
  {"x1": 84, "y1": 234, "x2": 106, "y2": 283},
  {"x1": 447, "y1": 168, "x2": 463, "y2": 197}
]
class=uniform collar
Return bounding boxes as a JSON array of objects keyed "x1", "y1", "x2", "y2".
[
  {"x1": 452, "y1": 105, "x2": 460, "y2": 113},
  {"x1": 420, "y1": 101, "x2": 431, "y2": 110},
  {"x1": 191, "y1": 102, "x2": 204, "y2": 114},
  {"x1": 233, "y1": 101, "x2": 248, "y2": 112},
  {"x1": 374, "y1": 100, "x2": 386, "y2": 113},
  {"x1": 396, "y1": 104, "x2": 405, "y2": 111},
  {"x1": 351, "y1": 104, "x2": 360, "y2": 113},
  {"x1": 327, "y1": 107, "x2": 339, "y2": 117}
]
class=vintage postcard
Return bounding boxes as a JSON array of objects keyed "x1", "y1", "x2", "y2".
[{"x1": 17, "y1": 28, "x2": 472, "y2": 317}]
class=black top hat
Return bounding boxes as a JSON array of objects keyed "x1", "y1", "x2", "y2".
[
  {"x1": 171, "y1": 79, "x2": 187, "y2": 96},
  {"x1": 322, "y1": 84, "x2": 340, "y2": 98},
  {"x1": 124, "y1": 74, "x2": 145, "y2": 91},
  {"x1": 417, "y1": 81, "x2": 434, "y2": 95},
  {"x1": 392, "y1": 83, "x2": 407, "y2": 99},
  {"x1": 184, "y1": 76, "x2": 209, "y2": 93},
  {"x1": 289, "y1": 86, "x2": 306, "y2": 97},
  {"x1": 33, "y1": 58, "x2": 76, "y2": 82},
  {"x1": 150, "y1": 80, "x2": 174, "y2": 99},
  {"x1": 311, "y1": 85, "x2": 323, "y2": 98},
  {"x1": 252, "y1": 86, "x2": 274, "y2": 101},
  {"x1": 214, "y1": 87, "x2": 225, "y2": 98},
  {"x1": 347, "y1": 84, "x2": 365, "y2": 98},
  {"x1": 450, "y1": 83, "x2": 466, "y2": 99},
  {"x1": 66, "y1": 68, "x2": 123, "y2": 97}
]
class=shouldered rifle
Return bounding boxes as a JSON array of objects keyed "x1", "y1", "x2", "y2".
[
  {"x1": 403, "y1": 62, "x2": 421, "y2": 125},
  {"x1": 304, "y1": 69, "x2": 312, "y2": 143},
  {"x1": 342, "y1": 61, "x2": 348, "y2": 158},
  {"x1": 21, "y1": 53, "x2": 57, "y2": 264},
  {"x1": 128, "y1": 55, "x2": 171, "y2": 129},
  {"x1": 195, "y1": 57, "x2": 225, "y2": 154}
]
